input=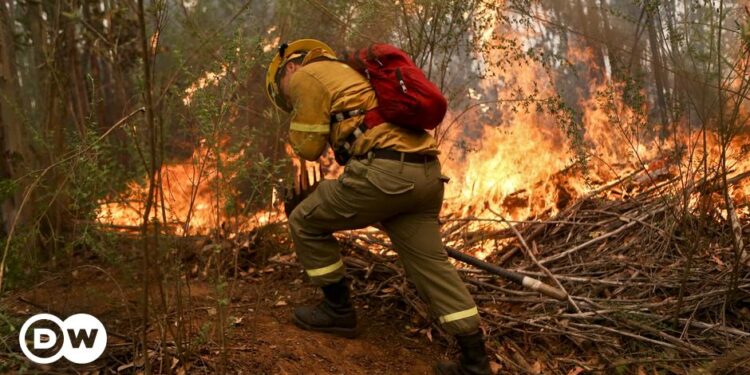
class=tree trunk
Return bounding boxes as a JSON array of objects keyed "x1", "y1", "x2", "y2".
[
  {"x1": 599, "y1": 0, "x2": 614, "y2": 75},
  {"x1": 0, "y1": 0, "x2": 32, "y2": 234},
  {"x1": 662, "y1": 0, "x2": 682, "y2": 109},
  {"x1": 585, "y1": 0, "x2": 606, "y2": 78},
  {"x1": 646, "y1": 7, "x2": 670, "y2": 138}
]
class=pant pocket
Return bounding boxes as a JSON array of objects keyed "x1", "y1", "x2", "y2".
[
  {"x1": 365, "y1": 166, "x2": 415, "y2": 195},
  {"x1": 298, "y1": 190, "x2": 357, "y2": 220},
  {"x1": 297, "y1": 194, "x2": 322, "y2": 219}
]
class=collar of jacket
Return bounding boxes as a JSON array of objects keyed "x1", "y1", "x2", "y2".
[{"x1": 302, "y1": 48, "x2": 337, "y2": 66}]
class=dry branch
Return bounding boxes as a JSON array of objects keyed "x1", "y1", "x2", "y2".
[{"x1": 329, "y1": 168, "x2": 750, "y2": 369}]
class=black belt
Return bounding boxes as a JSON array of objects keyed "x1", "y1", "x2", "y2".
[{"x1": 355, "y1": 149, "x2": 437, "y2": 163}]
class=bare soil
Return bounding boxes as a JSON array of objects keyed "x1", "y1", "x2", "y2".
[{"x1": 0, "y1": 242, "x2": 449, "y2": 374}]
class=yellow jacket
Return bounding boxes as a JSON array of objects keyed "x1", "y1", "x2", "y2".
[{"x1": 287, "y1": 48, "x2": 439, "y2": 161}]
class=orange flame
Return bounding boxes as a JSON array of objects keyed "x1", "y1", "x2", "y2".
[{"x1": 97, "y1": 30, "x2": 749, "y2": 238}]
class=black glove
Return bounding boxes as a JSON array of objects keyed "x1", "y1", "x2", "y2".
[{"x1": 283, "y1": 163, "x2": 322, "y2": 217}]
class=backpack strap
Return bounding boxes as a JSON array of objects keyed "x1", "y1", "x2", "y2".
[
  {"x1": 330, "y1": 108, "x2": 384, "y2": 128},
  {"x1": 330, "y1": 108, "x2": 366, "y2": 123},
  {"x1": 330, "y1": 108, "x2": 386, "y2": 165},
  {"x1": 333, "y1": 121, "x2": 368, "y2": 165}
]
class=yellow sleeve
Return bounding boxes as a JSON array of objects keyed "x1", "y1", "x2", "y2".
[{"x1": 287, "y1": 71, "x2": 330, "y2": 161}]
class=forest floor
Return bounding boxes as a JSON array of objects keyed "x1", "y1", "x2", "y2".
[
  {"x1": 2, "y1": 212, "x2": 747, "y2": 374},
  {"x1": 0, "y1": 231, "x2": 458, "y2": 375}
]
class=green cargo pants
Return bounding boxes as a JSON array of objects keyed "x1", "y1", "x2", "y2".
[{"x1": 288, "y1": 156, "x2": 480, "y2": 335}]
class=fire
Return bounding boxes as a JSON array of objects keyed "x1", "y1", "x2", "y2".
[
  {"x1": 96, "y1": 141, "x2": 282, "y2": 235},
  {"x1": 183, "y1": 66, "x2": 228, "y2": 106},
  {"x1": 97, "y1": 28, "x2": 749, "y2": 238},
  {"x1": 437, "y1": 37, "x2": 749, "y2": 256},
  {"x1": 441, "y1": 42, "x2": 594, "y2": 222},
  {"x1": 441, "y1": 121, "x2": 576, "y2": 220}
]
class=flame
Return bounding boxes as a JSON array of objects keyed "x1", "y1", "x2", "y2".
[
  {"x1": 436, "y1": 34, "x2": 750, "y2": 257},
  {"x1": 183, "y1": 66, "x2": 228, "y2": 106},
  {"x1": 262, "y1": 26, "x2": 280, "y2": 53},
  {"x1": 96, "y1": 140, "x2": 282, "y2": 235},
  {"x1": 97, "y1": 23, "x2": 749, "y2": 239}
]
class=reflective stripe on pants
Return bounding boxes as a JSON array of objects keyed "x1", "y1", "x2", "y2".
[{"x1": 288, "y1": 158, "x2": 481, "y2": 335}]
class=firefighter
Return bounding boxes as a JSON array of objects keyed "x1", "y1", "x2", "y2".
[{"x1": 265, "y1": 39, "x2": 491, "y2": 375}]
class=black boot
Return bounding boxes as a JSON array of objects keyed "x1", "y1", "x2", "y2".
[
  {"x1": 434, "y1": 331, "x2": 492, "y2": 375},
  {"x1": 293, "y1": 278, "x2": 358, "y2": 338}
]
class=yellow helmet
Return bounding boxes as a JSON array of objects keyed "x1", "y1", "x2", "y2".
[{"x1": 265, "y1": 39, "x2": 335, "y2": 112}]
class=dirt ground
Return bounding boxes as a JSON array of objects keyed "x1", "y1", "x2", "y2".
[
  {"x1": 227, "y1": 280, "x2": 442, "y2": 374},
  {"x1": 0, "y1": 243, "x2": 452, "y2": 374}
]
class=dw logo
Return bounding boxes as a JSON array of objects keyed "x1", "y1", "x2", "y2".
[{"x1": 18, "y1": 313, "x2": 107, "y2": 364}]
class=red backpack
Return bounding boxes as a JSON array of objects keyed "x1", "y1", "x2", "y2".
[{"x1": 339, "y1": 43, "x2": 447, "y2": 130}]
